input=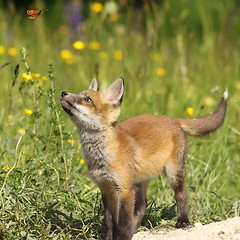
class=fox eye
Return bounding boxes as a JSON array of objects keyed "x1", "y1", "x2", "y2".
[{"x1": 83, "y1": 97, "x2": 93, "y2": 103}]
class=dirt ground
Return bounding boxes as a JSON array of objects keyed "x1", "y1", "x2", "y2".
[{"x1": 133, "y1": 217, "x2": 240, "y2": 240}]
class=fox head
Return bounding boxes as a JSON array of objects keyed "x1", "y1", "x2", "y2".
[{"x1": 60, "y1": 78, "x2": 124, "y2": 130}]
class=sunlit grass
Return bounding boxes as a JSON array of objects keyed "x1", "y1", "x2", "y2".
[{"x1": 0, "y1": 0, "x2": 239, "y2": 239}]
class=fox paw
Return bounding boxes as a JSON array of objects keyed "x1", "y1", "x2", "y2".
[{"x1": 175, "y1": 219, "x2": 191, "y2": 229}]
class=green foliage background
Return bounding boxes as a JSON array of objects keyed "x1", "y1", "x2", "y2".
[{"x1": 0, "y1": 0, "x2": 239, "y2": 239}]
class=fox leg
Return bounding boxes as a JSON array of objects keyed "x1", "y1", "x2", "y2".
[
  {"x1": 164, "y1": 163, "x2": 190, "y2": 228},
  {"x1": 133, "y1": 181, "x2": 148, "y2": 232},
  {"x1": 101, "y1": 189, "x2": 119, "y2": 240},
  {"x1": 102, "y1": 194, "x2": 114, "y2": 240},
  {"x1": 116, "y1": 187, "x2": 135, "y2": 240},
  {"x1": 173, "y1": 170, "x2": 190, "y2": 228}
]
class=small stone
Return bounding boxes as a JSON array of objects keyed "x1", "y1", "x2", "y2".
[
  {"x1": 194, "y1": 222, "x2": 203, "y2": 228},
  {"x1": 218, "y1": 231, "x2": 225, "y2": 235}
]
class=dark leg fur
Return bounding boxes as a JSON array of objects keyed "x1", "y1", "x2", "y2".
[
  {"x1": 102, "y1": 188, "x2": 135, "y2": 240},
  {"x1": 133, "y1": 182, "x2": 148, "y2": 232},
  {"x1": 102, "y1": 194, "x2": 114, "y2": 240},
  {"x1": 116, "y1": 188, "x2": 135, "y2": 240},
  {"x1": 173, "y1": 171, "x2": 191, "y2": 228},
  {"x1": 164, "y1": 159, "x2": 191, "y2": 229}
]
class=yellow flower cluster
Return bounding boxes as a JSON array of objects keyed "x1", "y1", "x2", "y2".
[
  {"x1": 22, "y1": 72, "x2": 31, "y2": 82},
  {"x1": 0, "y1": 45, "x2": 18, "y2": 56},
  {"x1": 62, "y1": 40, "x2": 125, "y2": 64},
  {"x1": 72, "y1": 40, "x2": 101, "y2": 51},
  {"x1": 22, "y1": 72, "x2": 48, "y2": 86},
  {"x1": 7, "y1": 109, "x2": 33, "y2": 122},
  {"x1": 89, "y1": 2, "x2": 120, "y2": 22}
]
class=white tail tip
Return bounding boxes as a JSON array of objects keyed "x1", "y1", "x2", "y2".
[{"x1": 223, "y1": 89, "x2": 228, "y2": 100}]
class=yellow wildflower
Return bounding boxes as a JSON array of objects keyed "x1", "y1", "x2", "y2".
[
  {"x1": 110, "y1": 13, "x2": 120, "y2": 22},
  {"x1": 77, "y1": 158, "x2": 85, "y2": 165},
  {"x1": 90, "y1": 2, "x2": 103, "y2": 13},
  {"x1": 186, "y1": 107, "x2": 194, "y2": 116},
  {"x1": 73, "y1": 41, "x2": 85, "y2": 50},
  {"x1": 67, "y1": 139, "x2": 75, "y2": 145},
  {"x1": 22, "y1": 72, "x2": 31, "y2": 83},
  {"x1": 0, "y1": 45, "x2": 5, "y2": 54},
  {"x1": 42, "y1": 76, "x2": 48, "y2": 81},
  {"x1": 24, "y1": 108, "x2": 33, "y2": 116},
  {"x1": 8, "y1": 47, "x2": 18, "y2": 56},
  {"x1": 156, "y1": 67, "x2": 166, "y2": 77},
  {"x1": 17, "y1": 128, "x2": 25, "y2": 135},
  {"x1": 60, "y1": 49, "x2": 75, "y2": 64},
  {"x1": 7, "y1": 114, "x2": 12, "y2": 123},
  {"x1": 114, "y1": 50, "x2": 123, "y2": 61},
  {"x1": 3, "y1": 165, "x2": 11, "y2": 170},
  {"x1": 31, "y1": 73, "x2": 40, "y2": 79},
  {"x1": 89, "y1": 41, "x2": 101, "y2": 50}
]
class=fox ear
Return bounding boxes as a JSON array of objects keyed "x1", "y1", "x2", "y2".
[
  {"x1": 89, "y1": 78, "x2": 99, "y2": 91},
  {"x1": 104, "y1": 78, "x2": 124, "y2": 105}
]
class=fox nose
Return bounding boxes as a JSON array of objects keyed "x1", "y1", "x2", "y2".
[{"x1": 61, "y1": 91, "x2": 68, "y2": 97}]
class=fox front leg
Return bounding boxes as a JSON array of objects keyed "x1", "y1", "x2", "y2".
[
  {"x1": 116, "y1": 188, "x2": 135, "y2": 240},
  {"x1": 101, "y1": 192, "x2": 118, "y2": 240}
]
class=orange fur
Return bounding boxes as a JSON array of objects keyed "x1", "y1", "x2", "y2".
[{"x1": 60, "y1": 78, "x2": 228, "y2": 240}]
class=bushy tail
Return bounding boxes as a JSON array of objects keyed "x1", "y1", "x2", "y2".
[{"x1": 178, "y1": 90, "x2": 228, "y2": 136}]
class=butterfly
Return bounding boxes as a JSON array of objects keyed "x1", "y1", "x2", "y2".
[{"x1": 26, "y1": 9, "x2": 48, "y2": 19}]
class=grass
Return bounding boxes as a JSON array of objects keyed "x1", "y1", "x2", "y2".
[{"x1": 0, "y1": 0, "x2": 239, "y2": 239}]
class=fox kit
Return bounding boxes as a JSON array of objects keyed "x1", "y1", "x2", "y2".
[{"x1": 60, "y1": 78, "x2": 228, "y2": 240}]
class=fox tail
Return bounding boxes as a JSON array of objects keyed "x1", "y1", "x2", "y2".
[{"x1": 177, "y1": 90, "x2": 228, "y2": 136}]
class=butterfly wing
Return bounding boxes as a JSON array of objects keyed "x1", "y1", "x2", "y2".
[
  {"x1": 26, "y1": 10, "x2": 42, "y2": 19},
  {"x1": 28, "y1": 14, "x2": 38, "y2": 19},
  {"x1": 27, "y1": 10, "x2": 38, "y2": 15}
]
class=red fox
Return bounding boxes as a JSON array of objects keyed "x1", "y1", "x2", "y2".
[{"x1": 60, "y1": 78, "x2": 228, "y2": 240}]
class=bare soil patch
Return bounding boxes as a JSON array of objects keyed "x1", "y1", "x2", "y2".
[{"x1": 133, "y1": 217, "x2": 240, "y2": 240}]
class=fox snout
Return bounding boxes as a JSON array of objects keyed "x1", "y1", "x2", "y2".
[
  {"x1": 60, "y1": 91, "x2": 75, "y2": 116},
  {"x1": 61, "y1": 91, "x2": 68, "y2": 100}
]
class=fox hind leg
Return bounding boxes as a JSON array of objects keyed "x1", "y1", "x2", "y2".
[
  {"x1": 133, "y1": 181, "x2": 148, "y2": 232},
  {"x1": 164, "y1": 162, "x2": 190, "y2": 228},
  {"x1": 173, "y1": 170, "x2": 190, "y2": 228}
]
